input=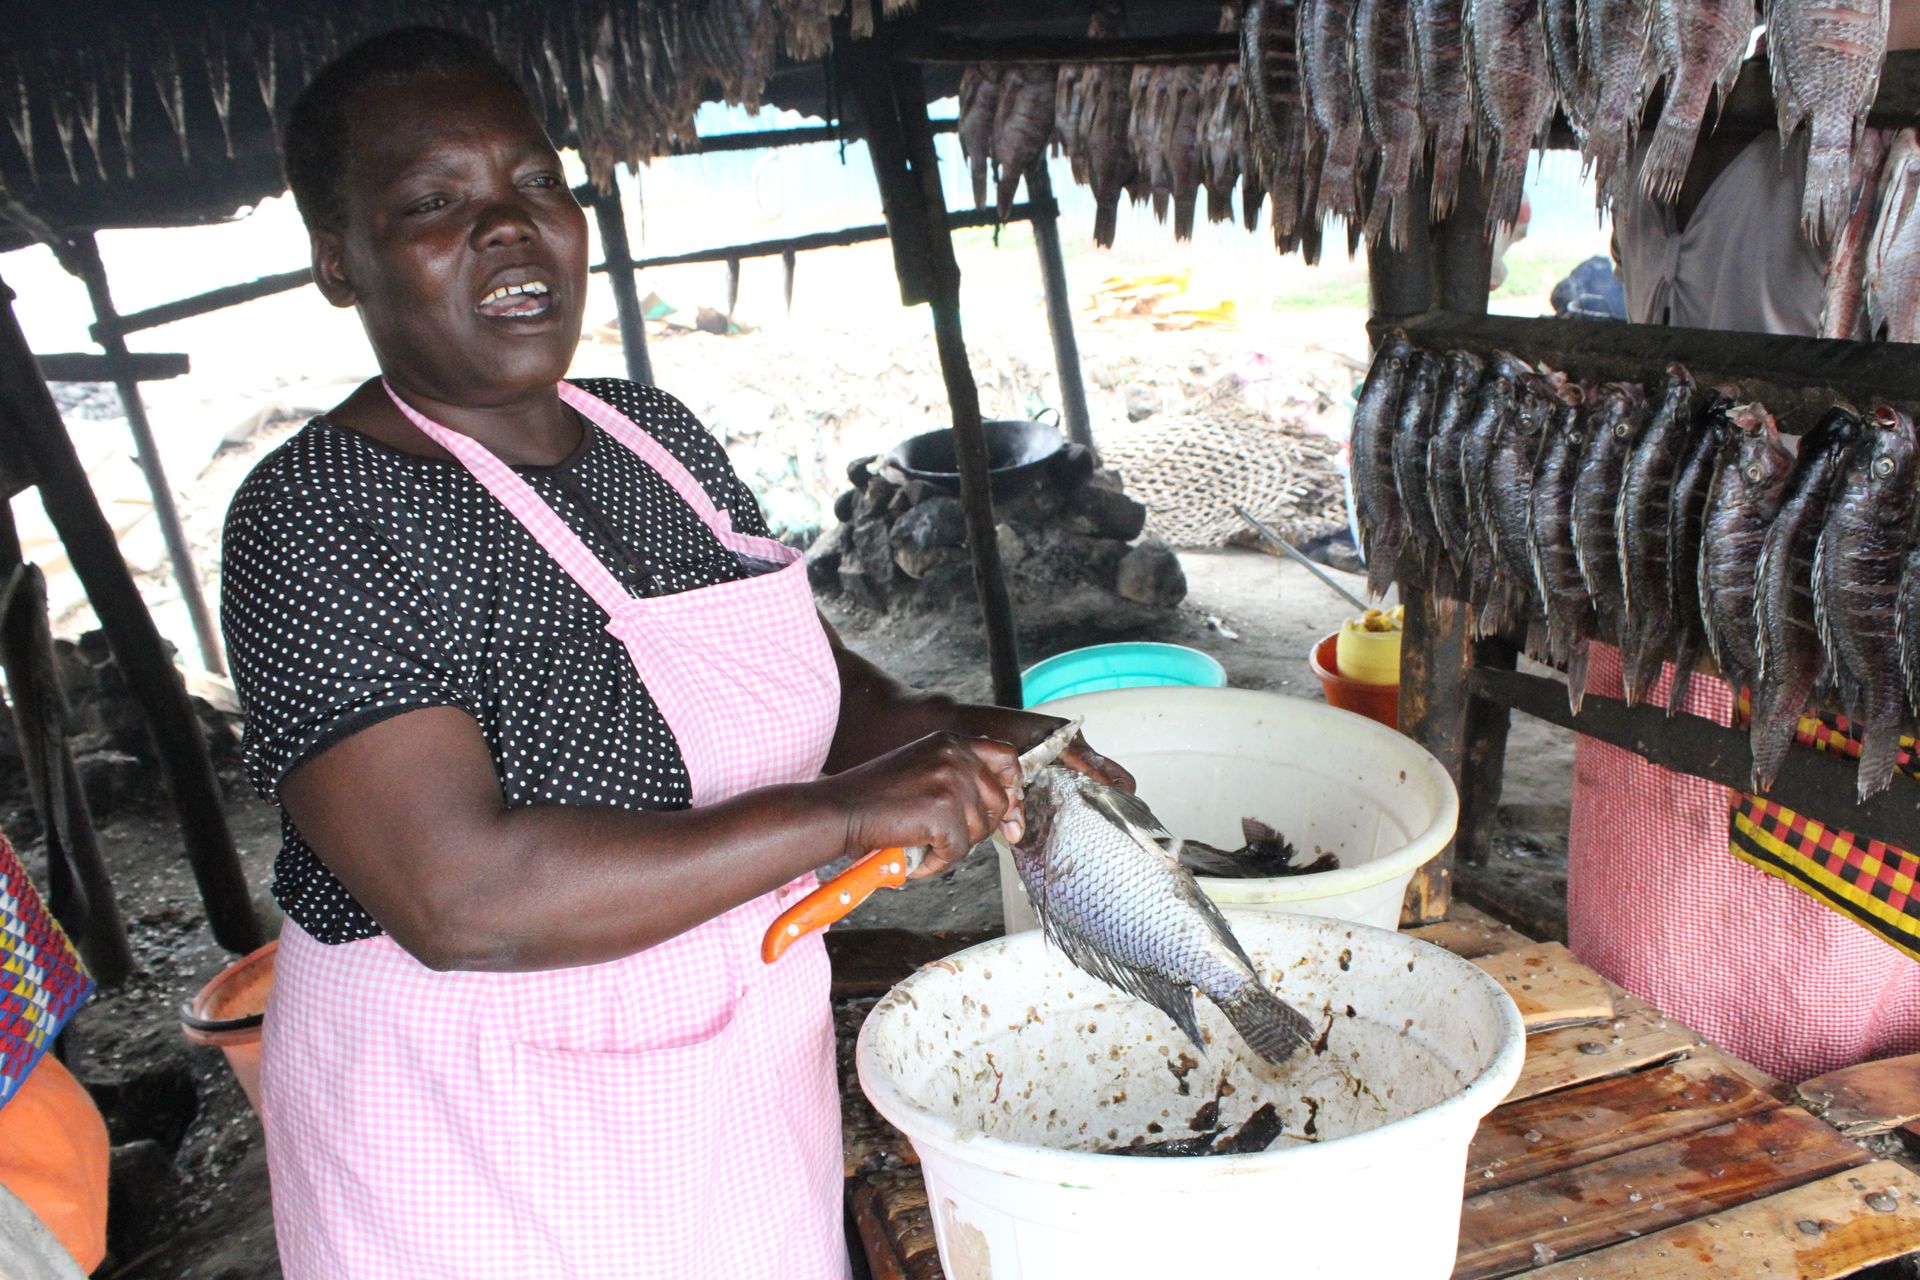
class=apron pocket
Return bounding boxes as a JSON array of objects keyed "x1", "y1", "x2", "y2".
[{"x1": 510, "y1": 1014, "x2": 741, "y2": 1277}]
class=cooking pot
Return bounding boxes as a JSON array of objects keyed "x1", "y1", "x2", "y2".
[{"x1": 884, "y1": 417, "x2": 1065, "y2": 503}]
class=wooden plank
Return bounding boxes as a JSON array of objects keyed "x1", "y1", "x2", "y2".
[
  {"x1": 1796, "y1": 1054, "x2": 1920, "y2": 1140},
  {"x1": 1471, "y1": 942, "x2": 1615, "y2": 1032},
  {"x1": 1509, "y1": 992, "x2": 1702, "y2": 1103},
  {"x1": 34, "y1": 351, "x2": 189, "y2": 383},
  {"x1": 852, "y1": 1170, "x2": 943, "y2": 1280},
  {"x1": 1409, "y1": 906, "x2": 1536, "y2": 960},
  {"x1": 1454, "y1": 1107, "x2": 1872, "y2": 1279},
  {"x1": 1467, "y1": 666, "x2": 1920, "y2": 864},
  {"x1": 1523, "y1": 1161, "x2": 1920, "y2": 1279},
  {"x1": 92, "y1": 269, "x2": 311, "y2": 340},
  {"x1": 1467, "y1": 1050, "x2": 1782, "y2": 1195},
  {"x1": 1380, "y1": 307, "x2": 1920, "y2": 435},
  {"x1": 589, "y1": 202, "x2": 1052, "y2": 275}
]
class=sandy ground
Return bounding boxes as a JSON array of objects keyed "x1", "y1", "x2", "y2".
[{"x1": 48, "y1": 546, "x2": 1576, "y2": 1279}]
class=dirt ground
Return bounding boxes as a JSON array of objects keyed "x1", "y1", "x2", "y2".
[{"x1": 43, "y1": 546, "x2": 1576, "y2": 1279}]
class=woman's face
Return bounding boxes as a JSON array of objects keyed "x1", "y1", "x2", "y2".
[{"x1": 311, "y1": 69, "x2": 590, "y2": 408}]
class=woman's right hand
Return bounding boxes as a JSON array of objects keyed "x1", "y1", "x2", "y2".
[{"x1": 819, "y1": 732, "x2": 1025, "y2": 877}]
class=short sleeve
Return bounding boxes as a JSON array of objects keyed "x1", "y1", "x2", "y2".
[
  {"x1": 221, "y1": 463, "x2": 476, "y2": 802},
  {"x1": 570, "y1": 378, "x2": 772, "y2": 538}
]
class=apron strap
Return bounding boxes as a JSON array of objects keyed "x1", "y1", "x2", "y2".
[
  {"x1": 380, "y1": 380, "x2": 638, "y2": 618},
  {"x1": 557, "y1": 382, "x2": 735, "y2": 539}
]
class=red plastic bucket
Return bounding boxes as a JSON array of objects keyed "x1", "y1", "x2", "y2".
[
  {"x1": 1309, "y1": 632, "x2": 1399, "y2": 730},
  {"x1": 180, "y1": 940, "x2": 276, "y2": 1114}
]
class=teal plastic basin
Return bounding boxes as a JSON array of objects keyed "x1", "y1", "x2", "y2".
[{"x1": 1020, "y1": 642, "x2": 1228, "y2": 707}]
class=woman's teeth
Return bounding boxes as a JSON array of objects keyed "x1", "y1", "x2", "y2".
[{"x1": 476, "y1": 282, "x2": 551, "y2": 316}]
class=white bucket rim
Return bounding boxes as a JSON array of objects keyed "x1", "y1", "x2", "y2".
[
  {"x1": 855, "y1": 913, "x2": 1527, "y2": 1187},
  {"x1": 1029, "y1": 687, "x2": 1459, "y2": 902}
]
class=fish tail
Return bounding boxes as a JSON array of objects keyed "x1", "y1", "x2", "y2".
[
  {"x1": 1637, "y1": 114, "x2": 1697, "y2": 206},
  {"x1": 1093, "y1": 198, "x2": 1119, "y2": 249},
  {"x1": 1802, "y1": 141, "x2": 1852, "y2": 243},
  {"x1": 1566, "y1": 636, "x2": 1592, "y2": 715},
  {"x1": 1173, "y1": 193, "x2": 1198, "y2": 241},
  {"x1": 1366, "y1": 530, "x2": 1400, "y2": 601},
  {"x1": 1665, "y1": 639, "x2": 1700, "y2": 718},
  {"x1": 1485, "y1": 146, "x2": 1527, "y2": 233},
  {"x1": 1218, "y1": 979, "x2": 1315, "y2": 1065},
  {"x1": 971, "y1": 159, "x2": 990, "y2": 212},
  {"x1": 1749, "y1": 671, "x2": 1814, "y2": 792},
  {"x1": 1429, "y1": 133, "x2": 1462, "y2": 222},
  {"x1": 1857, "y1": 716, "x2": 1901, "y2": 802}
]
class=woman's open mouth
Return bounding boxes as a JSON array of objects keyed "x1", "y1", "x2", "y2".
[{"x1": 475, "y1": 280, "x2": 552, "y2": 319}]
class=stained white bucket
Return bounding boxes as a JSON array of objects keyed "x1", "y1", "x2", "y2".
[
  {"x1": 857, "y1": 911, "x2": 1524, "y2": 1279},
  {"x1": 1000, "y1": 686, "x2": 1456, "y2": 932}
]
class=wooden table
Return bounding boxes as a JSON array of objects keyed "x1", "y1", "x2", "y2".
[{"x1": 839, "y1": 905, "x2": 1920, "y2": 1279}]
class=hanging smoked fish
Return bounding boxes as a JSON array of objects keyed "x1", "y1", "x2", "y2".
[
  {"x1": 5, "y1": 57, "x2": 35, "y2": 185},
  {"x1": 149, "y1": 30, "x2": 190, "y2": 165},
  {"x1": 48, "y1": 84, "x2": 80, "y2": 185},
  {"x1": 79, "y1": 68, "x2": 106, "y2": 181},
  {"x1": 1821, "y1": 128, "x2": 1895, "y2": 340},
  {"x1": 1771, "y1": 0, "x2": 1890, "y2": 239},
  {"x1": 107, "y1": 45, "x2": 134, "y2": 178},
  {"x1": 250, "y1": 26, "x2": 278, "y2": 130},
  {"x1": 1299, "y1": 0, "x2": 1367, "y2": 225},
  {"x1": 992, "y1": 63, "x2": 1057, "y2": 223},
  {"x1": 206, "y1": 29, "x2": 235, "y2": 160},
  {"x1": 1355, "y1": 0, "x2": 1423, "y2": 249},
  {"x1": 1078, "y1": 21, "x2": 1137, "y2": 247},
  {"x1": 1467, "y1": 0, "x2": 1555, "y2": 231},
  {"x1": 1583, "y1": 0, "x2": 1656, "y2": 206},
  {"x1": 1637, "y1": 0, "x2": 1753, "y2": 203},
  {"x1": 1411, "y1": 0, "x2": 1474, "y2": 219},
  {"x1": 1240, "y1": 0, "x2": 1305, "y2": 236},
  {"x1": 1165, "y1": 65, "x2": 1206, "y2": 238},
  {"x1": 958, "y1": 65, "x2": 1003, "y2": 213}
]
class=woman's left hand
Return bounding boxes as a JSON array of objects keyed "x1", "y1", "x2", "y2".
[{"x1": 937, "y1": 703, "x2": 1136, "y2": 793}]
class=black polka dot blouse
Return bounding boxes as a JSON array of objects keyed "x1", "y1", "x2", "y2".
[{"x1": 220, "y1": 379, "x2": 775, "y2": 945}]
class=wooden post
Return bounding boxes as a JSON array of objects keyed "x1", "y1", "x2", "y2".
[
  {"x1": 850, "y1": 41, "x2": 1024, "y2": 707},
  {"x1": 590, "y1": 184, "x2": 655, "y2": 385},
  {"x1": 0, "y1": 274, "x2": 263, "y2": 955},
  {"x1": 70, "y1": 234, "x2": 226, "y2": 677},
  {"x1": 1025, "y1": 164, "x2": 1094, "y2": 451},
  {"x1": 0, "y1": 521, "x2": 132, "y2": 985}
]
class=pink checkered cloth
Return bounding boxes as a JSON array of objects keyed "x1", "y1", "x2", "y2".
[
  {"x1": 1568, "y1": 642, "x2": 1920, "y2": 1083},
  {"x1": 260, "y1": 381, "x2": 849, "y2": 1278}
]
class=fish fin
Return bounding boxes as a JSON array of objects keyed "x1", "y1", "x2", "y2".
[
  {"x1": 1638, "y1": 111, "x2": 1699, "y2": 206},
  {"x1": 1698, "y1": 530, "x2": 1725, "y2": 677},
  {"x1": 1217, "y1": 979, "x2": 1314, "y2": 1065},
  {"x1": 1567, "y1": 635, "x2": 1592, "y2": 715},
  {"x1": 1809, "y1": 526, "x2": 1860, "y2": 715},
  {"x1": 1044, "y1": 914, "x2": 1210, "y2": 1052},
  {"x1": 1665, "y1": 641, "x2": 1697, "y2": 718},
  {"x1": 1240, "y1": 816, "x2": 1280, "y2": 848},
  {"x1": 1081, "y1": 785, "x2": 1181, "y2": 867}
]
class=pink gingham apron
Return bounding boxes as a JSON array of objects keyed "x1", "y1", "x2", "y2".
[
  {"x1": 259, "y1": 380, "x2": 849, "y2": 1279},
  {"x1": 1567, "y1": 642, "x2": 1920, "y2": 1083}
]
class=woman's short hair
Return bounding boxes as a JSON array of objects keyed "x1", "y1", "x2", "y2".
[{"x1": 283, "y1": 27, "x2": 530, "y2": 233}]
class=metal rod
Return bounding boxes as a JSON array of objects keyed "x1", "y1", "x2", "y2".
[
  {"x1": 588, "y1": 184, "x2": 655, "y2": 385},
  {"x1": 1025, "y1": 165, "x2": 1093, "y2": 451},
  {"x1": 71, "y1": 234, "x2": 225, "y2": 676},
  {"x1": 0, "y1": 272, "x2": 261, "y2": 954},
  {"x1": 1232, "y1": 505, "x2": 1370, "y2": 613}
]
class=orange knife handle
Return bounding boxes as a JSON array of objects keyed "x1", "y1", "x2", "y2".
[{"x1": 760, "y1": 847, "x2": 914, "y2": 964}]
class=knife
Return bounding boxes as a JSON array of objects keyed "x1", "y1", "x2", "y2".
[{"x1": 759, "y1": 718, "x2": 1082, "y2": 963}]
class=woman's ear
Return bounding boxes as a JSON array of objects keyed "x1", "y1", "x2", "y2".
[{"x1": 310, "y1": 229, "x2": 357, "y2": 309}]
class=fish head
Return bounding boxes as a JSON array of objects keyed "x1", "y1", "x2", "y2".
[
  {"x1": 1444, "y1": 349, "x2": 1485, "y2": 392},
  {"x1": 1863, "y1": 405, "x2": 1919, "y2": 513},
  {"x1": 1728, "y1": 403, "x2": 1792, "y2": 492}
]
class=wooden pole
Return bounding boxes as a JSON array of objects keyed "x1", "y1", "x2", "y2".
[
  {"x1": 0, "y1": 274, "x2": 262, "y2": 955},
  {"x1": 848, "y1": 38, "x2": 1023, "y2": 706},
  {"x1": 1025, "y1": 165, "x2": 1094, "y2": 451},
  {"x1": 589, "y1": 184, "x2": 655, "y2": 386},
  {"x1": 69, "y1": 235, "x2": 226, "y2": 677}
]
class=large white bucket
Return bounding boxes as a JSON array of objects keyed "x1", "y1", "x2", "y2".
[
  {"x1": 857, "y1": 912, "x2": 1524, "y2": 1279},
  {"x1": 1000, "y1": 686, "x2": 1457, "y2": 933}
]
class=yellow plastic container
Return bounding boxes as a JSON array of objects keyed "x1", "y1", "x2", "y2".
[{"x1": 1335, "y1": 606, "x2": 1405, "y2": 688}]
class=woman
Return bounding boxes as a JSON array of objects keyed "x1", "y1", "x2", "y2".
[{"x1": 222, "y1": 28, "x2": 1130, "y2": 1278}]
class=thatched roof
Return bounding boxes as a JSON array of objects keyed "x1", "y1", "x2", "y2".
[{"x1": 0, "y1": 1, "x2": 1233, "y2": 252}]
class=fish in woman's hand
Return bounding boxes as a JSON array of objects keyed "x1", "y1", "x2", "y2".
[
  {"x1": 1813, "y1": 405, "x2": 1918, "y2": 801},
  {"x1": 1529, "y1": 381, "x2": 1597, "y2": 711},
  {"x1": 1752, "y1": 407, "x2": 1861, "y2": 792},
  {"x1": 1353, "y1": 329, "x2": 1413, "y2": 600},
  {"x1": 1697, "y1": 401, "x2": 1792, "y2": 706},
  {"x1": 1010, "y1": 768, "x2": 1316, "y2": 1065},
  {"x1": 1664, "y1": 388, "x2": 1736, "y2": 715},
  {"x1": 1616, "y1": 364, "x2": 1696, "y2": 707}
]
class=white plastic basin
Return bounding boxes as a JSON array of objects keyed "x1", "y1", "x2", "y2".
[
  {"x1": 1000, "y1": 686, "x2": 1457, "y2": 932},
  {"x1": 857, "y1": 911, "x2": 1525, "y2": 1279}
]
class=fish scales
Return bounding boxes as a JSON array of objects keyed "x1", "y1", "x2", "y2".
[
  {"x1": 1583, "y1": 0, "x2": 1656, "y2": 204},
  {"x1": 1698, "y1": 402, "x2": 1792, "y2": 703},
  {"x1": 1392, "y1": 351, "x2": 1445, "y2": 567},
  {"x1": 1242, "y1": 0, "x2": 1308, "y2": 238},
  {"x1": 1354, "y1": 331, "x2": 1413, "y2": 599},
  {"x1": 1665, "y1": 389, "x2": 1735, "y2": 716},
  {"x1": 1543, "y1": 0, "x2": 1596, "y2": 142},
  {"x1": 1615, "y1": 365, "x2": 1696, "y2": 707},
  {"x1": 1300, "y1": 0, "x2": 1368, "y2": 222},
  {"x1": 1570, "y1": 382, "x2": 1648, "y2": 634},
  {"x1": 1486, "y1": 373, "x2": 1555, "y2": 631},
  {"x1": 1460, "y1": 354, "x2": 1531, "y2": 625},
  {"x1": 1865, "y1": 129, "x2": 1920, "y2": 342},
  {"x1": 1638, "y1": 0, "x2": 1754, "y2": 203},
  {"x1": 1771, "y1": 0, "x2": 1890, "y2": 239},
  {"x1": 991, "y1": 64, "x2": 1057, "y2": 221},
  {"x1": 1821, "y1": 128, "x2": 1895, "y2": 339},
  {"x1": 1468, "y1": 0, "x2": 1557, "y2": 230},
  {"x1": 1356, "y1": 0, "x2": 1424, "y2": 248},
  {"x1": 958, "y1": 66, "x2": 1004, "y2": 211},
  {"x1": 1080, "y1": 13, "x2": 1140, "y2": 249},
  {"x1": 1812, "y1": 405, "x2": 1917, "y2": 801},
  {"x1": 1752, "y1": 408, "x2": 1862, "y2": 791},
  {"x1": 1012, "y1": 768, "x2": 1315, "y2": 1064},
  {"x1": 1412, "y1": 0, "x2": 1474, "y2": 218},
  {"x1": 1427, "y1": 349, "x2": 1487, "y2": 594},
  {"x1": 1530, "y1": 385, "x2": 1599, "y2": 710}
]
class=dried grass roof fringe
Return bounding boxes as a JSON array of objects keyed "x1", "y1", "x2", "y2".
[{"x1": 1, "y1": 0, "x2": 924, "y2": 200}]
